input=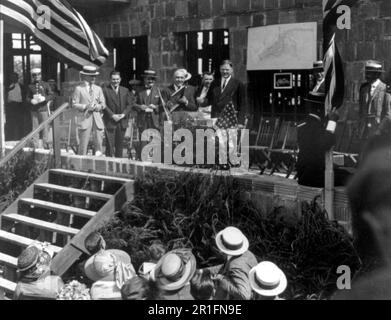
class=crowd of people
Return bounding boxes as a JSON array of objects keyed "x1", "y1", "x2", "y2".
[
  {"x1": 73, "y1": 60, "x2": 248, "y2": 160},
  {"x1": 12, "y1": 227, "x2": 287, "y2": 300},
  {"x1": 5, "y1": 59, "x2": 247, "y2": 160}
]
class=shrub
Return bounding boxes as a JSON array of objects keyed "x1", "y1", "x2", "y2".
[{"x1": 100, "y1": 169, "x2": 360, "y2": 300}]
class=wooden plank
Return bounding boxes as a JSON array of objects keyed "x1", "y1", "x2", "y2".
[
  {"x1": 51, "y1": 180, "x2": 134, "y2": 276},
  {"x1": 0, "y1": 230, "x2": 61, "y2": 253},
  {"x1": 50, "y1": 169, "x2": 133, "y2": 184},
  {"x1": 35, "y1": 183, "x2": 112, "y2": 201},
  {"x1": 0, "y1": 278, "x2": 16, "y2": 293},
  {"x1": 19, "y1": 199, "x2": 96, "y2": 219},
  {"x1": 2, "y1": 214, "x2": 79, "y2": 236},
  {"x1": 0, "y1": 253, "x2": 18, "y2": 268}
]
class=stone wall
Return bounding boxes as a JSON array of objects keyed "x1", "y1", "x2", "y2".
[{"x1": 65, "y1": 0, "x2": 391, "y2": 121}]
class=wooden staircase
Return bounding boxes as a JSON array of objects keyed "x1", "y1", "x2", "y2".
[{"x1": 0, "y1": 169, "x2": 134, "y2": 299}]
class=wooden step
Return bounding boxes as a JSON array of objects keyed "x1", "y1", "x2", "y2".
[
  {"x1": 2, "y1": 214, "x2": 79, "y2": 237},
  {"x1": 19, "y1": 199, "x2": 96, "y2": 219},
  {"x1": 0, "y1": 230, "x2": 61, "y2": 253},
  {"x1": 50, "y1": 169, "x2": 132, "y2": 184},
  {"x1": 0, "y1": 253, "x2": 18, "y2": 268},
  {"x1": 0, "y1": 278, "x2": 17, "y2": 293},
  {"x1": 35, "y1": 183, "x2": 112, "y2": 201}
]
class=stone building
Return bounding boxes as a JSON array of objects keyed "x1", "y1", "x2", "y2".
[
  {"x1": 66, "y1": 0, "x2": 390, "y2": 124},
  {"x1": 3, "y1": 0, "x2": 391, "y2": 124}
]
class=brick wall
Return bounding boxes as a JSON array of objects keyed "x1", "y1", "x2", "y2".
[{"x1": 65, "y1": 0, "x2": 391, "y2": 120}]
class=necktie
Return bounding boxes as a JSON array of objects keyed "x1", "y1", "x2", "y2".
[
  {"x1": 222, "y1": 79, "x2": 228, "y2": 91},
  {"x1": 89, "y1": 85, "x2": 93, "y2": 97}
]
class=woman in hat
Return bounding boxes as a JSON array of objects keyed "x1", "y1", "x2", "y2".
[
  {"x1": 84, "y1": 250, "x2": 136, "y2": 300},
  {"x1": 14, "y1": 244, "x2": 64, "y2": 300},
  {"x1": 206, "y1": 226, "x2": 258, "y2": 300},
  {"x1": 151, "y1": 249, "x2": 197, "y2": 300},
  {"x1": 249, "y1": 261, "x2": 287, "y2": 300}
]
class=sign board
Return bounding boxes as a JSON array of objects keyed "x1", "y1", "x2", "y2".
[
  {"x1": 247, "y1": 22, "x2": 317, "y2": 70},
  {"x1": 274, "y1": 73, "x2": 293, "y2": 89}
]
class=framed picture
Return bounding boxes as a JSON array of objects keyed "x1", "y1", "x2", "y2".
[{"x1": 274, "y1": 73, "x2": 293, "y2": 89}]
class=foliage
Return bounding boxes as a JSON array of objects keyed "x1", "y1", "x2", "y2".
[
  {"x1": 0, "y1": 151, "x2": 50, "y2": 212},
  {"x1": 99, "y1": 169, "x2": 360, "y2": 300}
]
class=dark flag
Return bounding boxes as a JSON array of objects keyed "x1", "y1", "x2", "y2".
[
  {"x1": 323, "y1": 0, "x2": 358, "y2": 112},
  {"x1": 0, "y1": 0, "x2": 109, "y2": 69}
]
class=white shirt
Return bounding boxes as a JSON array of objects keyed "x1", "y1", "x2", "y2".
[
  {"x1": 7, "y1": 82, "x2": 22, "y2": 103},
  {"x1": 221, "y1": 76, "x2": 232, "y2": 91},
  {"x1": 111, "y1": 85, "x2": 119, "y2": 94},
  {"x1": 199, "y1": 86, "x2": 209, "y2": 100},
  {"x1": 370, "y1": 79, "x2": 381, "y2": 96}
]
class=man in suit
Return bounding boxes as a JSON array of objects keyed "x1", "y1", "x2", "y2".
[
  {"x1": 26, "y1": 68, "x2": 54, "y2": 148},
  {"x1": 163, "y1": 69, "x2": 197, "y2": 120},
  {"x1": 206, "y1": 226, "x2": 258, "y2": 300},
  {"x1": 6, "y1": 72, "x2": 27, "y2": 140},
  {"x1": 72, "y1": 66, "x2": 106, "y2": 156},
  {"x1": 212, "y1": 60, "x2": 247, "y2": 124},
  {"x1": 297, "y1": 94, "x2": 340, "y2": 188},
  {"x1": 195, "y1": 72, "x2": 215, "y2": 116},
  {"x1": 310, "y1": 61, "x2": 325, "y2": 97},
  {"x1": 102, "y1": 71, "x2": 134, "y2": 158},
  {"x1": 133, "y1": 70, "x2": 164, "y2": 159},
  {"x1": 359, "y1": 60, "x2": 391, "y2": 140}
]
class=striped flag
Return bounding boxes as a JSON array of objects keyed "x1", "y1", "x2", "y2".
[
  {"x1": 0, "y1": 0, "x2": 109, "y2": 69},
  {"x1": 322, "y1": 0, "x2": 357, "y2": 112}
]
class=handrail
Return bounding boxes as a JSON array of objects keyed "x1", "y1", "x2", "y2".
[{"x1": 0, "y1": 102, "x2": 70, "y2": 167}]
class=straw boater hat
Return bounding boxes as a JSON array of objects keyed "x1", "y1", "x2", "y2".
[
  {"x1": 249, "y1": 261, "x2": 288, "y2": 297},
  {"x1": 176, "y1": 68, "x2": 192, "y2": 82},
  {"x1": 313, "y1": 61, "x2": 324, "y2": 72},
  {"x1": 31, "y1": 68, "x2": 42, "y2": 75},
  {"x1": 151, "y1": 249, "x2": 197, "y2": 291},
  {"x1": 215, "y1": 226, "x2": 249, "y2": 256},
  {"x1": 365, "y1": 60, "x2": 385, "y2": 73},
  {"x1": 84, "y1": 249, "x2": 132, "y2": 282},
  {"x1": 17, "y1": 246, "x2": 40, "y2": 272},
  {"x1": 80, "y1": 65, "x2": 100, "y2": 76},
  {"x1": 142, "y1": 70, "x2": 158, "y2": 79}
]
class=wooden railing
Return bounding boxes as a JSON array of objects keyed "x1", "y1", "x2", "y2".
[{"x1": 0, "y1": 102, "x2": 70, "y2": 169}]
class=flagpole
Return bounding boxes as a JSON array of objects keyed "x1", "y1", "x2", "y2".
[{"x1": 0, "y1": 19, "x2": 5, "y2": 157}]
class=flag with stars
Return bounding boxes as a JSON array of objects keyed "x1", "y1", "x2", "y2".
[{"x1": 215, "y1": 103, "x2": 238, "y2": 129}]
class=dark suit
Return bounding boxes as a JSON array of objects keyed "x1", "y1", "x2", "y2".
[
  {"x1": 212, "y1": 77, "x2": 246, "y2": 122},
  {"x1": 296, "y1": 115, "x2": 336, "y2": 188},
  {"x1": 195, "y1": 85, "x2": 214, "y2": 109},
  {"x1": 163, "y1": 85, "x2": 198, "y2": 114},
  {"x1": 359, "y1": 80, "x2": 391, "y2": 139},
  {"x1": 134, "y1": 85, "x2": 162, "y2": 132},
  {"x1": 207, "y1": 250, "x2": 258, "y2": 300},
  {"x1": 102, "y1": 84, "x2": 134, "y2": 157}
]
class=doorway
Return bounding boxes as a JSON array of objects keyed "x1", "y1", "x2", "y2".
[{"x1": 248, "y1": 70, "x2": 312, "y2": 129}]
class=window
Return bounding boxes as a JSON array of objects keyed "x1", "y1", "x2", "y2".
[
  {"x1": 108, "y1": 36, "x2": 149, "y2": 87},
  {"x1": 179, "y1": 29, "x2": 230, "y2": 85}
]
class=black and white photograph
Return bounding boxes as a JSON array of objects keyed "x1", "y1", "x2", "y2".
[{"x1": 0, "y1": 0, "x2": 390, "y2": 307}]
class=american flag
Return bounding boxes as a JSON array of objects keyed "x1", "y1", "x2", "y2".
[
  {"x1": 0, "y1": 0, "x2": 109, "y2": 69},
  {"x1": 215, "y1": 102, "x2": 238, "y2": 129},
  {"x1": 323, "y1": 0, "x2": 358, "y2": 112}
]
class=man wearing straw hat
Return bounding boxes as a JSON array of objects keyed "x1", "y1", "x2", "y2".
[
  {"x1": 249, "y1": 261, "x2": 287, "y2": 300},
  {"x1": 162, "y1": 68, "x2": 197, "y2": 121},
  {"x1": 72, "y1": 66, "x2": 106, "y2": 156},
  {"x1": 151, "y1": 249, "x2": 197, "y2": 300},
  {"x1": 206, "y1": 226, "x2": 258, "y2": 300},
  {"x1": 133, "y1": 70, "x2": 163, "y2": 159},
  {"x1": 359, "y1": 60, "x2": 391, "y2": 140},
  {"x1": 26, "y1": 68, "x2": 54, "y2": 149}
]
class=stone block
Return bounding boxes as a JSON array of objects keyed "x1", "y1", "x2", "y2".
[
  {"x1": 198, "y1": 0, "x2": 211, "y2": 17},
  {"x1": 175, "y1": 1, "x2": 188, "y2": 17}
]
